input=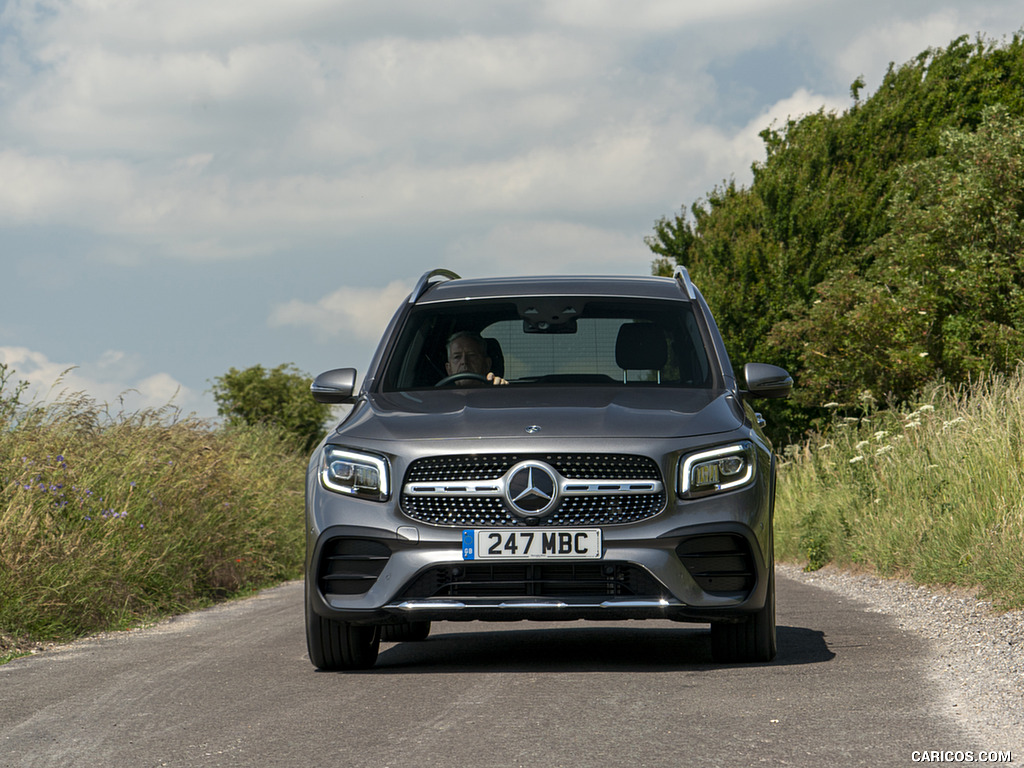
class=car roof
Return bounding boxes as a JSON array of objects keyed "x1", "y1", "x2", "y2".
[{"x1": 414, "y1": 273, "x2": 691, "y2": 305}]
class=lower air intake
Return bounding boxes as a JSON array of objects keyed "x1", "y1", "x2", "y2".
[{"x1": 676, "y1": 534, "x2": 756, "y2": 597}]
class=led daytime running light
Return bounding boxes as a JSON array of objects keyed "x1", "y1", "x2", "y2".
[
  {"x1": 679, "y1": 442, "x2": 755, "y2": 497},
  {"x1": 320, "y1": 447, "x2": 390, "y2": 501}
]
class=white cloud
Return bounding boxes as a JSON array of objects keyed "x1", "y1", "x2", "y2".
[
  {"x1": 9, "y1": 42, "x2": 326, "y2": 155},
  {"x1": 541, "y1": 0, "x2": 813, "y2": 31},
  {"x1": 731, "y1": 88, "x2": 850, "y2": 167},
  {"x1": 3, "y1": 1, "x2": 1014, "y2": 252},
  {"x1": 269, "y1": 281, "x2": 412, "y2": 342},
  {"x1": 0, "y1": 0, "x2": 765, "y2": 255},
  {"x1": 341, "y1": 33, "x2": 597, "y2": 105},
  {"x1": 0, "y1": 346, "x2": 200, "y2": 416},
  {"x1": 135, "y1": 372, "x2": 191, "y2": 408},
  {"x1": 0, "y1": 150, "x2": 134, "y2": 223},
  {"x1": 2, "y1": 0, "x2": 339, "y2": 52},
  {"x1": 0, "y1": 112, "x2": 744, "y2": 255},
  {"x1": 3, "y1": 0, "x2": 940, "y2": 267},
  {"x1": 834, "y1": 12, "x2": 964, "y2": 91},
  {"x1": 806, "y1": 6, "x2": 1024, "y2": 96},
  {"x1": 445, "y1": 221, "x2": 653, "y2": 278}
]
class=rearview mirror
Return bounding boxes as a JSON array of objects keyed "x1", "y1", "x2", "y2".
[
  {"x1": 311, "y1": 368, "x2": 358, "y2": 404},
  {"x1": 743, "y1": 363, "x2": 793, "y2": 399}
]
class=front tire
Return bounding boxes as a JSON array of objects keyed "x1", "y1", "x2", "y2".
[
  {"x1": 306, "y1": 606, "x2": 380, "y2": 671},
  {"x1": 710, "y1": 565, "x2": 776, "y2": 663}
]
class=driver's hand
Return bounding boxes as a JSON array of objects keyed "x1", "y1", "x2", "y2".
[{"x1": 487, "y1": 373, "x2": 509, "y2": 386}]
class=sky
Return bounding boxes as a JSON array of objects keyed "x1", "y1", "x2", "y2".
[{"x1": 1, "y1": 0, "x2": 1021, "y2": 420}]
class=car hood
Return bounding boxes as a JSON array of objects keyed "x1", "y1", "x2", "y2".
[{"x1": 331, "y1": 387, "x2": 745, "y2": 443}]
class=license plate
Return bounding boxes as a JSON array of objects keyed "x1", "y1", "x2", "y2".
[{"x1": 462, "y1": 529, "x2": 602, "y2": 560}]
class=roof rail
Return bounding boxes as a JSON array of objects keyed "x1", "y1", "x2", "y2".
[
  {"x1": 673, "y1": 265, "x2": 697, "y2": 300},
  {"x1": 410, "y1": 268, "x2": 461, "y2": 304}
]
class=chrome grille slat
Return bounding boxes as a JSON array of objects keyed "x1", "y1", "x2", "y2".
[{"x1": 400, "y1": 453, "x2": 665, "y2": 527}]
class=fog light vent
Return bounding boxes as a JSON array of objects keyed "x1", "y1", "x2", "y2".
[
  {"x1": 676, "y1": 534, "x2": 756, "y2": 597},
  {"x1": 318, "y1": 539, "x2": 392, "y2": 597}
]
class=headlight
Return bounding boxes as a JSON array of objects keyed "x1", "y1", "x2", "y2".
[
  {"x1": 679, "y1": 442, "x2": 755, "y2": 498},
  {"x1": 320, "y1": 447, "x2": 390, "y2": 501}
]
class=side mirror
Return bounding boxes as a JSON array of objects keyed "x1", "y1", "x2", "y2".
[
  {"x1": 743, "y1": 363, "x2": 793, "y2": 399},
  {"x1": 311, "y1": 368, "x2": 358, "y2": 404}
]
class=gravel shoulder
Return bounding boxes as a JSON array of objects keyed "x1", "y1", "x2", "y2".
[{"x1": 778, "y1": 563, "x2": 1024, "y2": 752}]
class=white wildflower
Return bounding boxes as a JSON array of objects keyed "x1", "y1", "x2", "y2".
[
  {"x1": 873, "y1": 430, "x2": 888, "y2": 441},
  {"x1": 849, "y1": 456, "x2": 865, "y2": 464},
  {"x1": 824, "y1": 402, "x2": 840, "y2": 409},
  {"x1": 904, "y1": 420, "x2": 921, "y2": 429},
  {"x1": 876, "y1": 445, "x2": 893, "y2": 455},
  {"x1": 855, "y1": 440, "x2": 870, "y2": 450}
]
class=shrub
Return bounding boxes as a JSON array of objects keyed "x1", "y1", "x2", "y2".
[{"x1": 210, "y1": 363, "x2": 331, "y2": 452}]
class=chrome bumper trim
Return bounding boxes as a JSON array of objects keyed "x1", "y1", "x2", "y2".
[{"x1": 389, "y1": 598, "x2": 673, "y2": 611}]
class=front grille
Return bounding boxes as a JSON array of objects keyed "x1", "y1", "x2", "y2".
[
  {"x1": 401, "y1": 453, "x2": 665, "y2": 527},
  {"x1": 676, "y1": 534, "x2": 756, "y2": 597},
  {"x1": 396, "y1": 561, "x2": 665, "y2": 600},
  {"x1": 317, "y1": 539, "x2": 391, "y2": 598}
]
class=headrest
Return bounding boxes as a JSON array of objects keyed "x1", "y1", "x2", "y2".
[{"x1": 615, "y1": 324, "x2": 667, "y2": 371}]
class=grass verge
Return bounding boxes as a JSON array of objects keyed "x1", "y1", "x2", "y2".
[
  {"x1": 775, "y1": 368, "x2": 1024, "y2": 610},
  {"x1": 0, "y1": 368, "x2": 307, "y2": 660}
]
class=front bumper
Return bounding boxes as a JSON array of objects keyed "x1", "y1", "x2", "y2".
[{"x1": 305, "y1": 517, "x2": 772, "y2": 627}]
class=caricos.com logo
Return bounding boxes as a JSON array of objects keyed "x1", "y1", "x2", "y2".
[{"x1": 911, "y1": 751, "x2": 1012, "y2": 764}]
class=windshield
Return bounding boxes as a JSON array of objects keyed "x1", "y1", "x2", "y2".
[{"x1": 381, "y1": 298, "x2": 714, "y2": 391}]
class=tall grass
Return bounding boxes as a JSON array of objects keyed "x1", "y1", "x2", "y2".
[
  {"x1": 775, "y1": 368, "x2": 1024, "y2": 610},
  {"x1": 0, "y1": 366, "x2": 307, "y2": 659}
]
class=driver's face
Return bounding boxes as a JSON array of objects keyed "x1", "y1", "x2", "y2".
[{"x1": 446, "y1": 336, "x2": 490, "y2": 376}]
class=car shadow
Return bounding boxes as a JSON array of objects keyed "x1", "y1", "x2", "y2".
[{"x1": 355, "y1": 624, "x2": 833, "y2": 674}]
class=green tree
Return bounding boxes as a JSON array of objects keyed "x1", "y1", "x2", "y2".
[
  {"x1": 879, "y1": 106, "x2": 1024, "y2": 383},
  {"x1": 211, "y1": 363, "x2": 331, "y2": 452},
  {"x1": 648, "y1": 32, "x2": 1024, "y2": 439},
  {"x1": 775, "y1": 107, "x2": 1024, "y2": 406}
]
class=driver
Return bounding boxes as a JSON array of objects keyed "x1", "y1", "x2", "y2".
[{"x1": 445, "y1": 331, "x2": 508, "y2": 386}]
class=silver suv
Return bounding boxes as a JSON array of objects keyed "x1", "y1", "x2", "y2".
[{"x1": 304, "y1": 268, "x2": 792, "y2": 670}]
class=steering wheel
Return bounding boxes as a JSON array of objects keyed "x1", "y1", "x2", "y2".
[{"x1": 435, "y1": 372, "x2": 489, "y2": 387}]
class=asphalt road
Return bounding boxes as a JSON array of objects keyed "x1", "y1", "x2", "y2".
[{"x1": 0, "y1": 574, "x2": 987, "y2": 768}]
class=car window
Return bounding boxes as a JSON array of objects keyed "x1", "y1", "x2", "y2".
[{"x1": 381, "y1": 298, "x2": 713, "y2": 391}]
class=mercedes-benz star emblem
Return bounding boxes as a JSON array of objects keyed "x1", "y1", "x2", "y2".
[
  {"x1": 525, "y1": 425, "x2": 541, "y2": 434},
  {"x1": 505, "y1": 461, "x2": 559, "y2": 518}
]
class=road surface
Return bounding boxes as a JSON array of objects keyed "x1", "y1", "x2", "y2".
[{"x1": 0, "y1": 574, "x2": 994, "y2": 767}]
